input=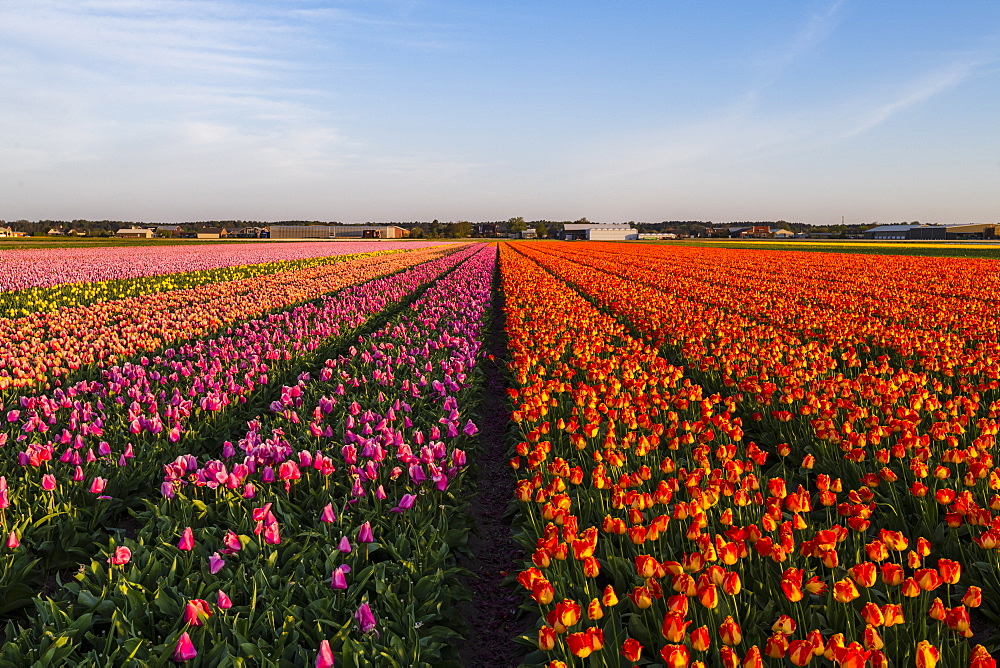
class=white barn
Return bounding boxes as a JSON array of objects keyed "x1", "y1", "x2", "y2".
[{"x1": 562, "y1": 223, "x2": 638, "y2": 241}]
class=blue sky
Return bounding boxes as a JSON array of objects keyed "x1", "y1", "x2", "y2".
[{"x1": 1, "y1": 1, "x2": 998, "y2": 224}]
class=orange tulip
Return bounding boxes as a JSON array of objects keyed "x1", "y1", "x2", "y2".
[
  {"x1": 660, "y1": 643, "x2": 691, "y2": 668},
  {"x1": 661, "y1": 611, "x2": 691, "y2": 643},
  {"x1": 719, "y1": 616, "x2": 742, "y2": 646},
  {"x1": 915, "y1": 640, "x2": 940, "y2": 668},
  {"x1": 690, "y1": 625, "x2": 711, "y2": 652},
  {"x1": 764, "y1": 633, "x2": 788, "y2": 659},
  {"x1": 621, "y1": 638, "x2": 643, "y2": 662},
  {"x1": 538, "y1": 626, "x2": 556, "y2": 651},
  {"x1": 787, "y1": 639, "x2": 813, "y2": 666}
]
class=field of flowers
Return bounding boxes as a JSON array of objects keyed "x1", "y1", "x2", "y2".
[
  {"x1": 502, "y1": 242, "x2": 999, "y2": 667},
  {"x1": 3, "y1": 238, "x2": 1000, "y2": 667}
]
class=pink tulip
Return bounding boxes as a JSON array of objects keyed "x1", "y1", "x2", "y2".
[
  {"x1": 41, "y1": 474, "x2": 57, "y2": 491},
  {"x1": 6, "y1": 531, "x2": 19, "y2": 549},
  {"x1": 178, "y1": 527, "x2": 195, "y2": 551},
  {"x1": 338, "y1": 536, "x2": 352, "y2": 553},
  {"x1": 320, "y1": 503, "x2": 336, "y2": 523},
  {"x1": 107, "y1": 546, "x2": 131, "y2": 565},
  {"x1": 462, "y1": 420, "x2": 478, "y2": 436},
  {"x1": 209, "y1": 552, "x2": 225, "y2": 574},
  {"x1": 354, "y1": 602, "x2": 377, "y2": 634},
  {"x1": 222, "y1": 530, "x2": 242, "y2": 554},
  {"x1": 217, "y1": 589, "x2": 233, "y2": 610},
  {"x1": 316, "y1": 639, "x2": 335, "y2": 668},
  {"x1": 89, "y1": 477, "x2": 107, "y2": 494},
  {"x1": 330, "y1": 564, "x2": 351, "y2": 590},
  {"x1": 174, "y1": 632, "x2": 197, "y2": 661},
  {"x1": 0, "y1": 489, "x2": 8, "y2": 510},
  {"x1": 263, "y1": 523, "x2": 281, "y2": 545}
]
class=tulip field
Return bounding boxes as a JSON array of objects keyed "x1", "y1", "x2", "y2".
[{"x1": 2, "y1": 238, "x2": 1000, "y2": 667}]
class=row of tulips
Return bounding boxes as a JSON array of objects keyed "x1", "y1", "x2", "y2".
[
  {"x1": 0, "y1": 240, "x2": 447, "y2": 292},
  {"x1": 0, "y1": 244, "x2": 480, "y2": 613},
  {"x1": 0, "y1": 245, "x2": 497, "y2": 666},
  {"x1": 499, "y1": 243, "x2": 996, "y2": 667},
  {"x1": 0, "y1": 245, "x2": 457, "y2": 395},
  {"x1": 0, "y1": 246, "x2": 416, "y2": 319}
]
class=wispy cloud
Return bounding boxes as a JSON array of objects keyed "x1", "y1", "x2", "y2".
[{"x1": 840, "y1": 57, "x2": 993, "y2": 138}]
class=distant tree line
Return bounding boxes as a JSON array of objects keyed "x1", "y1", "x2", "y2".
[{"x1": 2, "y1": 217, "x2": 884, "y2": 239}]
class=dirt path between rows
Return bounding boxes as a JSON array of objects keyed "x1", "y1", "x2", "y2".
[{"x1": 458, "y1": 272, "x2": 528, "y2": 667}]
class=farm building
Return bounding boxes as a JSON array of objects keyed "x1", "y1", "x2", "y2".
[
  {"x1": 268, "y1": 225, "x2": 407, "y2": 239},
  {"x1": 115, "y1": 228, "x2": 155, "y2": 239},
  {"x1": 196, "y1": 228, "x2": 229, "y2": 239},
  {"x1": 560, "y1": 223, "x2": 638, "y2": 241},
  {"x1": 865, "y1": 224, "x2": 997, "y2": 240}
]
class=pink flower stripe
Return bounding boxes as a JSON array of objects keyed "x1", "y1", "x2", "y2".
[
  {"x1": 5, "y1": 245, "x2": 483, "y2": 494},
  {"x1": 0, "y1": 241, "x2": 451, "y2": 292},
  {"x1": 0, "y1": 246, "x2": 456, "y2": 392}
]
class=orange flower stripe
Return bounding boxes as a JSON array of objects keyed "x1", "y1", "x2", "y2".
[{"x1": 502, "y1": 241, "x2": 997, "y2": 667}]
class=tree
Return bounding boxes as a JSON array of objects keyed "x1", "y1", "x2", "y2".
[
  {"x1": 508, "y1": 217, "x2": 526, "y2": 235},
  {"x1": 535, "y1": 221, "x2": 548, "y2": 238},
  {"x1": 452, "y1": 221, "x2": 473, "y2": 238}
]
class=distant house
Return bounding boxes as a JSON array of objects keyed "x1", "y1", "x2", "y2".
[
  {"x1": 520, "y1": 228, "x2": 538, "y2": 239},
  {"x1": 197, "y1": 227, "x2": 229, "y2": 239},
  {"x1": 234, "y1": 226, "x2": 267, "y2": 238},
  {"x1": 116, "y1": 228, "x2": 155, "y2": 239},
  {"x1": 151, "y1": 225, "x2": 183, "y2": 236},
  {"x1": 772, "y1": 228, "x2": 795, "y2": 238},
  {"x1": 0, "y1": 226, "x2": 14, "y2": 238},
  {"x1": 47, "y1": 228, "x2": 64, "y2": 236}
]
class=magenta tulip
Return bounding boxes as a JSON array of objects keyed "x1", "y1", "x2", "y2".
[
  {"x1": 217, "y1": 589, "x2": 233, "y2": 610},
  {"x1": 6, "y1": 531, "x2": 19, "y2": 549},
  {"x1": 354, "y1": 602, "x2": 377, "y2": 634},
  {"x1": 174, "y1": 632, "x2": 198, "y2": 661},
  {"x1": 331, "y1": 564, "x2": 351, "y2": 590},
  {"x1": 357, "y1": 522, "x2": 373, "y2": 544},
  {"x1": 178, "y1": 527, "x2": 195, "y2": 551}
]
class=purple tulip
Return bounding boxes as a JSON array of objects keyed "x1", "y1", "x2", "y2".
[
  {"x1": 209, "y1": 552, "x2": 225, "y2": 574},
  {"x1": 390, "y1": 494, "x2": 417, "y2": 513}
]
